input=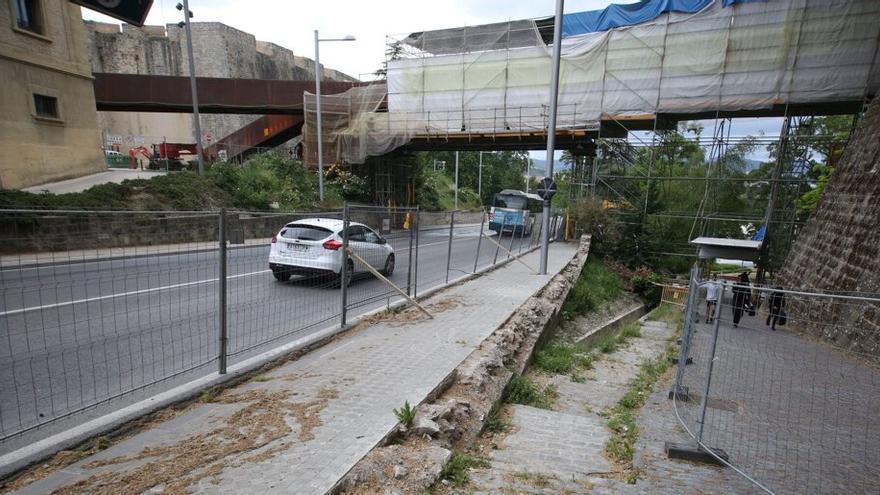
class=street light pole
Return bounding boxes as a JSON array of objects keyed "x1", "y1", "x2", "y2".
[
  {"x1": 478, "y1": 151, "x2": 483, "y2": 198},
  {"x1": 454, "y1": 151, "x2": 459, "y2": 209},
  {"x1": 179, "y1": 0, "x2": 204, "y2": 176},
  {"x1": 314, "y1": 30, "x2": 324, "y2": 202},
  {"x1": 314, "y1": 31, "x2": 356, "y2": 203},
  {"x1": 539, "y1": 0, "x2": 564, "y2": 275}
]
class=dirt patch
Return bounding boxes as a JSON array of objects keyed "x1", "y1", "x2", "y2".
[{"x1": 47, "y1": 387, "x2": 339, "y2": 495}]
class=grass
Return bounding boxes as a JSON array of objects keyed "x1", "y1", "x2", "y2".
[
  {"x1": 483, "y1": 403, "x2": 508, "y2": 434},
  {"x1": 512, "y1": 471, "x2": 553, "y2": 488},
  {"x1": 595, "y1": 323, "x2": 641, "y2": 355},
  {"x1": 199, "y1": 386, "x2": 221, "y2": 403},
  {"x1": 562, "y1": 259, "x2": 624, "y2": 319},
  {"x1": 532, "y1": 342, "x2": 594, "y2": 374},
  {"x1": 440, "y1": 451, "x2": 491, "y2": 486},
  {"x1": 604, "y1": 343, "x2": 677, "y2": 481},
  {"x1": 648, "y1": 303, "x2": 684, "y2": 329},
  {"x1": 502, "y1": 374, "x2": 556, "y2": 410},
  {"x1": 393, "y1": 400, "x2": 417, "y2": 427},
  {"x1": 252, "y1": 375, "x2": 272, "y2": 382}
]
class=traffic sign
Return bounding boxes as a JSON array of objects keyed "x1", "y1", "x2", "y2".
[
  {"x1": 537, "y1": 177, "x2": 557, "y2": 200},
  {"x1": 71, "y1": 0, "x2": 154, "y2": 27}
]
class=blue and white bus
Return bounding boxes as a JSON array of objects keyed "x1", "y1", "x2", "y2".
[{"x1": 489, "y1": 189, "x2": 543, "y2": 235}]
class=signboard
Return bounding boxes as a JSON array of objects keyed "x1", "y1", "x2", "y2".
[
  {"x1": 106, "y1": 134, "x2": 122, "y2": 145},
  {"x1": 71, "y1": 0, "x2": 154, "y2": 27},
  {"x1": 537, "y1": 177, "x2": 557, "y2": 200}
]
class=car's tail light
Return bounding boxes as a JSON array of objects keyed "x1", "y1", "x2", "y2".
[
  {"x1": 323, "y1": 239, "x2": 343, "y2": 250},
  {"x1": 271, "y1": 235, "x2": 277, "y2": 244}
]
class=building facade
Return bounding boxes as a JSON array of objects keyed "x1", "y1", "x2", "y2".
[{"x1": 0, "y1": 0, "x2": 104, "y2": 189}]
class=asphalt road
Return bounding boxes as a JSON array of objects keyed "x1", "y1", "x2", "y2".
[{"x1": 0, "y1": 223, "x2": 538, "y2": 450}]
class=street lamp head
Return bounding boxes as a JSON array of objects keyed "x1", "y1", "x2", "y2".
[{"x1": 342, "y1": 35, "x2": 356, "y2": 41}]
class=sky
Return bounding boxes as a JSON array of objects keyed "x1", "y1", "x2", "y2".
[{"x1": 80, "y1": 0, "x2": 781, "y2": 162}]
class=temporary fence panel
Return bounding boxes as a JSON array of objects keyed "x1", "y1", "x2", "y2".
[{"x1": 672, "y1": 277, "x2": 880, "y2": 494}]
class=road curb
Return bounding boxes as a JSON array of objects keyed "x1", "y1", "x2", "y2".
[{"x1": 0, "y1": 239, "x2": 545, "y2": 480}]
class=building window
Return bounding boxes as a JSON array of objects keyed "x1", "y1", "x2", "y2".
[
  {"x1": 33, "y1": 93, "x2": 59, "y2": 119},
  {"x1": 13, "y1": 0, "x2": 43, "y2": 34}
]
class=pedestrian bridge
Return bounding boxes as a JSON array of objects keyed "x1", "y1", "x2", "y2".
[{"x1": 305, "y1": 0, "x2": 879, "y2": 164}]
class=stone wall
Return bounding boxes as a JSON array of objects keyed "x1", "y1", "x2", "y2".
[{"x1": 779, "y1": 98, "x2": 880, "y2": 356}]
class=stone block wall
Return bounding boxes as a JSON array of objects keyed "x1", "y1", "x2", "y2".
[{"x1": 779, "y1": 98, "x2": 880, "y2": 356}]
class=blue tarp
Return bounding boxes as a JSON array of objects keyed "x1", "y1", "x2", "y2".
[
  {"x1": 561, "y1": 0, "x2": 764, "y2": 37},
  {"x1": 752, "y1": 225, "x2": 767, "y2": 241}
]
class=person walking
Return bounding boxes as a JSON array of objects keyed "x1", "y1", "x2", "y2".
[
  {"x1": 732, "y1": 272, "x2": 750, "y2": 328},
  {"x1": 766, "y1": 286, "x2": 785, "y2": 330},
  {"x1": 700, "y1": 273, "x2": 722, "y2": 323}
]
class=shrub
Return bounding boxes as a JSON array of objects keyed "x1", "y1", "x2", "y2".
[{"x1": 631, "y1": 267, "x2": 662, "y2": 307}]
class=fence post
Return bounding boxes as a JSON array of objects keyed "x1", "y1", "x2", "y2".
[
  {"x1": 506, "y1": 216, "x2": 516, "y2": 259},
  {"x1": 697, "y1": 284, "x2": 725, "y2": 443},
  {"x1": 445, "y1": 210, "x2": 455, "y2": 284},
  {"x1": 473, "y1": 209, "x2": 485, "y2": 273},
  {"x1": 406, "y1": 206, "x2": 416, "y2": 296},
  {"x1": 518, "y1": 212, "x2": 528, "y2": 253},
  {"x1": 340, "y1": 202, "x2": 350, "y2": 327},
  {"x1": 218, "y1": 208, "x2": 228, "y2": 374},
  {"x1": 493, "y1": 216, "x2": 507, "y2": 265},
  {"x1": 413, "y1": 209, "x2": 420, "y2": 298},
  {"x1": 671, "y1": 265, "x2": 699, "y2": 400}
]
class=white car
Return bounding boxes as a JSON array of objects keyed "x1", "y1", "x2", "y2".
[{"x1": 268, "y1": 218, "x2": 395, "y2": 285}]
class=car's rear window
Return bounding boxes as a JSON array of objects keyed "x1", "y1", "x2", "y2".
[{"x1": 280, "y1": 225, "x2": 332, "y2": 241}]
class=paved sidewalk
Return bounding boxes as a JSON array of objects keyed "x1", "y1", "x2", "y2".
[
  {"x1": 6, "y1": 243, "x2": 578, "y2": 494},
  {"x1": 22, "y1": 170, "x2": 167, "y2": 194}
]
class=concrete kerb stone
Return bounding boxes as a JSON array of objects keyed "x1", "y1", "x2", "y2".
[
  {"x1": 575, "y1": 303, "x2": 647, "y2": 347},
  {"x1": 0, "y1": 237, "x2": 545, "y2": 481},
  {"x1": 331, "y1": 236, "x2": 592, "y2": 494}
]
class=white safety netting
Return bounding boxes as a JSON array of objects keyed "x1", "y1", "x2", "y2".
[{"x1": 306, "y1": 0, "x2": 880, "y2": 165}]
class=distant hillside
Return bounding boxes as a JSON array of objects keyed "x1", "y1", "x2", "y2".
[{"x1": 528, "y1": 158, "x2": 571, "y2": 177}]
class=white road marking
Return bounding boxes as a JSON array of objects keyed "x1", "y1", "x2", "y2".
[
  {"x1": 0, "y1": 269, "x2": 270, "y2": 317},
  {"x1": 0, "y1": 229, "x2": 498, "y2": 317}
]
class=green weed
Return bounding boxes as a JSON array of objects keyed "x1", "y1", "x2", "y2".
[
  {"x1": 393, "y1": 400, "x2": 417, "y2": 427},
  {"x1": 503, "y1": 374, "x2": 555, "y2": 409},
  {"x1": 533, "y1": 342, "x2": 593, "y2": 374},
  {"x1": 562, "y1": 259, "x2": 624, "y2": 317},
  {"x1": 199, "y1": 386, "x2": 220, "y2": 403},
  {"x1": 440, "y1": 452, "x2": 491, "y2": 486}
]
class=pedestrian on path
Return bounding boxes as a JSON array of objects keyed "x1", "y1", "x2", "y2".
[
  {"x1": 766, "y1": 286, "x2": 785, "y2": 330},
  {"x1": 700, "y1": 273, "x2": 722, "y2": 323},
  {"x1": 732, "y1": 272, "x2": 750, "y2": 328}
]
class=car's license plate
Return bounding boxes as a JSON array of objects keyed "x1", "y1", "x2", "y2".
[{"x1": 286, "y1": 243, "x2": 307, "y2": 252}]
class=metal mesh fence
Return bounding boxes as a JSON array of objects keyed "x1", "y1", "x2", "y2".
[
  {"x1": 672, "y1": 270, "x2": 880, "y2": 494},
  {"x1": 0, "y1": 205, "x2": 559, "y2": 444},
  {"x1": 0, "y1": 209, "x2": 222, "y2": 440}
]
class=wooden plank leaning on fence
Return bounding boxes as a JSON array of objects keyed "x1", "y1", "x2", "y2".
[
  {"x1": 479, "y1": 232, "x2": 538, "y2": 274},
  {"x1": 345, "y1": 247, "x2": 433, "y2": 319}
]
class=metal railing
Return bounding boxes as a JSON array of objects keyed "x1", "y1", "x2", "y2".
[
  {"x1": 0, "y1": 205, "x2": 565, "y2": 444},
  {"x1": 670, "y1": 268, "x2": 880, "y2": 494}
]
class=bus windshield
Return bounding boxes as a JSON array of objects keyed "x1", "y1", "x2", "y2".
[{"x1": 492, "y1": 194, "x2": 528, "y2": 210}]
